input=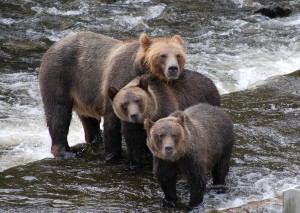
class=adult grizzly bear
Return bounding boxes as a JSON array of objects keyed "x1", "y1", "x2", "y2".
[
  {"x1": 107, "y1": 71, "x2": 220, "y2": 171},
  {"x1": 144, "y1": 103, "x2": 234, "y2": 209},
  {"x1": 39, "y1": 31, "x2": 186, "y2": 159}
]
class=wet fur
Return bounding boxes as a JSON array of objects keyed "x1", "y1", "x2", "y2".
[
  {"x1": 138, "y1": 34, "x2": 186, "y2": 81},
  {"x1": 108, "y1": 70, "x2": 221, "y2": 169},
  {"x1": 39, "y1": 31, "x2": 185, "y2": 158},
  {"x1": 145, "y1": 103, "x2": 234, "y2": 208}
]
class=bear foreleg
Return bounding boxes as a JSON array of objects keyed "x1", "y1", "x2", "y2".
[
  {"x1": 154, "y1": 158, "x2": 179, "y2": 208},
  {"x1": 103, "y1": 108, "x2": 122, "y2": 163},
  {"x1": 179, "y1": 158, "x2": 207, "y2": 209},
  {"x1": 121, "y1": 122, "x2": 147, "y2": 173}
]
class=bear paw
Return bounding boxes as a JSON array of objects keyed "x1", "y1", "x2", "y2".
[
  {"x1": 188, "y1": 200, "x2": 204, "y2": 211},
  {"x1": 163, "y1": 200, "x2": 177, "y2": 208},
  {"x1": 187, "y1": 203, "x2": 205, "y2": 212},
  {"x1": 211, "y1": 185, "x2": 228, "y2": 194},
  {"x1": 121, "y1": 165, "x2": 142, "y2": 175},
  {"x1": 105, "y1": 151, "x2": 123, "y2": 164},
  {"x1": 51, "y1": 145, "x2": 77, "y2": 158},
  {"x1": 91, "y1": 133, "x2": 103, "y2": 145},
  {"x1": 64, "y1": 151, "x2": 78, "y2": 158}
]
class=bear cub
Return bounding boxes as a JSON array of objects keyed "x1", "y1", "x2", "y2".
[
  {"x1": 108, "y1": 71, "x2": 221, "y2": 170},
  {"x1": 144, "y1": 103, "x2": 234, "y2": 209}
]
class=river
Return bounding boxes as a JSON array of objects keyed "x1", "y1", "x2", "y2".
[{"x1": 0, "y1": 0, "x2": 299, "y2": 212}]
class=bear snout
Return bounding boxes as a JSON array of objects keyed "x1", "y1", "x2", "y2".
[
  {"x1": 167, "y1": 65, "x2": 179, "y2": 80},
  {"x1": 168, "y1": 65, "x2": 178, "y2": 74},
  {"x1": 130, "y1": 113, "x2": 139, "y2": 122},
  {"x1": 164, "y1": 145, "x2": 173, "y2": 155}
]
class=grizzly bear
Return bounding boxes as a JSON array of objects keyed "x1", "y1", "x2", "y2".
[
  {"x1": 39, "y1": 31, "x2": 186, "y2": 159},
  {"x1": 144, "y1": 103, "x2": 234, "y2": 209},
  {"x1": 107, "y1": 70, "x2": 220, "y2": 170}
]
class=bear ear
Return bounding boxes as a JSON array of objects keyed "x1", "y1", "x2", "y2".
[
  {"x1": 173, "y1": 111, "x2": 185, "y2": 126},
  {"x1": 140, "y1": 32, "x2": 152, "y2": 50},
  {"x1": 107, "y1": 86, "x2": 119, "y2": 101},
  {"x1": 138, "y1": 77, "x2": 149, "y2": 92},
  {"x1": 144, "y1": 118, "x2": 155, "y2": 133},
  {"x1": 172, "y1": 35, "x2": 184, "y2": 46}
]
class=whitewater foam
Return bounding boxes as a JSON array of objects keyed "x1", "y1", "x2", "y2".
[{"x1": 0, "y1": 72, "x2": 84, "y2": 172}]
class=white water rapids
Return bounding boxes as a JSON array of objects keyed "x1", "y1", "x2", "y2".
[{"x1": 0, "y1": 0, "x2": 299, "y2": 211}]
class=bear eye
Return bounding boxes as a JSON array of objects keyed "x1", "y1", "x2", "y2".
[
  {"x1": 122, "y1": 102, "x2": 128, "y2": 109},
  {"x1": 160, "y1": 54, "x2": 167, "y2": 59},
  {"x1": 172, "y1": 134, "x2": 178, "y2": 140},
  {"x1": 158, "y1": 133, "x2": 165, "y2": 140},
  {"x1": 176, "y1": 54, "x2": 181, "y2": 59},
  {"x1": 135, "y1": 99, "x2": 140, "y2": 104}
]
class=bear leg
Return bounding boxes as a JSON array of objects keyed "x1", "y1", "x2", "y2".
[
  {"x1": 122, "y1": 122, "x2": 147, "y2": 173},
  {"x1": 179, "y1": 158, "x2": 206, "y2": 208},
  {"x1": 187, "y1": 175, "x2": 206, "y2": 208},
  {"x1": 212, "y1": 153, "x2": 231, "y2": 185},
  {"x1": 78, "y1": 115, "x2": 102, "y2": 144},
  {"x1": 103, "y1": 109, "x2": 122, "y2": 164},
  {"x1": 154, "y1": 158, "x2": 179, "y2": 207},
  {"x1": 45, "y1": 103, "x2": 75, "y2": 158}
]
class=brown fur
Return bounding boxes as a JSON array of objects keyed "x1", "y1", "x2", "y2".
[
  {"x1": 108, "y1": 75, "x2": 179, "y2": 124},
  {"x1": 108, "y1": 71, "x2": 220, "y2": 125},
  {"x1": 107, "y1": 71, "x2": 220, "y2": 170},
  {"x1": 145, "y1": 117, "x2": 188, "y2": 162},
  {"x1": 39, "y1": 31, "x2": 186, "y2": 158},
  {"x1": 144, "y1": 103, "x2": 234, "y2": 208},
  {"x1": 136, "y1": 33, "x2": 186, "y2": 81},
  {"x1": 123, "y1": 39, "x2": 134, "y2": 43}
]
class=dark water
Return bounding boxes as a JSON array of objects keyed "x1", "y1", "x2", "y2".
[{"x1": 0, "y1": 0, "x2": 299, "y2": 212}]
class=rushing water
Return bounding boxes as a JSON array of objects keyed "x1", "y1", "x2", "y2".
[{"x1": 0, "y1": 0, "x2": 299, "y2": 212}]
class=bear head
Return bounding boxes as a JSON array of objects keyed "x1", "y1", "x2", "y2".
[
  {"x1": 108, "y1": 77, "x2": 154, "y2": 124},
  {"x1": 144, "y1": 112, "x2": 188, "y2": 162},
  {"x1": 138, "y1": 33, "x2": 186, "y2": 81}
]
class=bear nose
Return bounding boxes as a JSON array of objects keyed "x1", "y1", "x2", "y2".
[
  {"x1": 130, "y1": 113, "x2": 139, "y2": 122},
  {"x1": 164, "y1": 146, "x2": 173, "y2": 155},
  {"x1": 168, "y1": 65, "x2": 178, "y2": 74}
]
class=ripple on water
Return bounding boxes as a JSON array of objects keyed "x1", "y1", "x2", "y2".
[{"x1": 0, "y1": 0, "x2": 300, "y2": 212}]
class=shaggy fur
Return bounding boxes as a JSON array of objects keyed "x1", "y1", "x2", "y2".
[
  {"x1": 108, "y1": 70, "x2": 220, "y2": 169},
  {"x1": 39, "y1": 31, "x2": 185, "y2": 159},
  {"x1": 144, "y1": 103, "x2": 234, "y2": 208},
  {"x1": 137, "y1": 33, "x2": 186, "y2": 81}
]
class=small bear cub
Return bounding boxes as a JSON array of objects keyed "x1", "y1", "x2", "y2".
[{"x1": 144, "y1": 103, "x2": 234, "y2": 209}]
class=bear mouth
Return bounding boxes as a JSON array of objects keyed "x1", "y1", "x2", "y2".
[
  {"x1": 130, "y1": 115, "x2": 142, "y2": 123},
  {"x1": 162, "y1": 153, "x2": 178, "y2": 162},
  {"x1": 163, "y1": 145, "x2": 175, "y2": 158},
  {"x1": 166, "y1": 72, "x2": 180, "y2": 80}
]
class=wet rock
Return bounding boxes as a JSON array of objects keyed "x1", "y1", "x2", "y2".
[
  {"x1": 131, "y1": 22, "x2": 150, "y2": 31},
  {"x1": 100, "y1": 0, "x2": 118, "y2": 3},
  {"x1": 254, "y1": 2, "x2": 292, "y2": 18},
  {"x1": 2, "y1": 40, "x2": 48, "y2": 53},
  {"x1": 219, "y1": 196, "x2": 282, "y2": 212}
]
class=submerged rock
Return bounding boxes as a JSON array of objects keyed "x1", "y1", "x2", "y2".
[
  {"x1": 100, "y1": 0, "x2": 118, "y2": 3},
  {"x1": 219, "y1": 196, "x2": 282, "y2": 212},
  {"x1": 254, "y1": 2, "x2": 292, "y2": 18}
]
